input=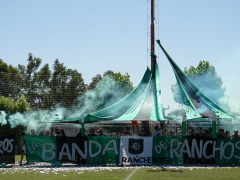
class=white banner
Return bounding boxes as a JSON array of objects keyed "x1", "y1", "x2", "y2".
[{"x1": 120, "y1": 137, "x2": 153, "y2": 165}]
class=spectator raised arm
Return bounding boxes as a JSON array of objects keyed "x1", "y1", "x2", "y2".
[{"x1": 162, "y1": 121, "x2": 170, "y2": 133}]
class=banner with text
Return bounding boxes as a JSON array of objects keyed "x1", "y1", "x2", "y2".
[
  {"x1": 56, "y1": 136, "x2": 87, "y2": 163},
  {"x1": 0, "y1": 135, "x2": 15, "y2": 164},
  {"x1": 120, "y1": 137, "x2": 153, "y2": 165},
  {"x1": 23, "y1": 136, "x2": 240, "y2": 165},
  {"x1": 183, "y1": 137, "x2": 216, "y2": 164},
  {"x1": 24, "y1": 135, "x2": 57, "y2": 163},
  {"x1": 215, "y1": 139, "x2": 240, "y2": 165},
  {"x1": 87, "y1": 136, "x2": 120, "y2": 164},
  {"x1": 152, "y1": 136, "x2": 184, "y2": 164}
]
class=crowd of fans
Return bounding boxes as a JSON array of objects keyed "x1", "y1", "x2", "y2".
[
  {"x1": 20, "y1": 124, "x2": 240, "y2": 140},
  {"x1": 28, "y1": 128, "x2": 68, "y2": 137},
  {"x1": 74, "y1": 121, "x2": 172, "y2": 137},
  {"x1": 188, "y1": 127, "x2": 211, "y2": 138},
  {"x1": 187, "y1": 127, "x2": 240, "y2": 139},
  {"x1": 18, "y1": 124, "x2": 240, "y2": 165},
  {"x1": 19, "y1": 124, "x2": 240, "y2": 140},
  {"x1": 217, "y1": 128, "x2": 240, "y2": 139}
]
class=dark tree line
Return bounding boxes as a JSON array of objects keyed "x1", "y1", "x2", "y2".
[
  {"x1": 0, "y1": 53, "x2": 134, "y2": 113},
  {"x1": 0, "y1": 53, "x2": 134, "y2": 145}
]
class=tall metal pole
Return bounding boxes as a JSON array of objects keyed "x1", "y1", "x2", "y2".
[{"x1": 151, "y1": 0, "x2": 155, "y2": 70}]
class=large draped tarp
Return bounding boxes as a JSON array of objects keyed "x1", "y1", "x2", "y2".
[
  {"x1": 47, "y1": 57, "x2": 165, "y2": 124},
  {"x1": 115, "y1": 58, "x2": 165, "y2": 121},
  {"x1": 156, "y1": 40, "x2": 234, "y2": 119},
  {"x1": 44, "y1": 40, "x2": 233, "y2": 124}
]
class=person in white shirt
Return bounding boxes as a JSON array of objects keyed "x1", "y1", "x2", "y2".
[
  {"x1": 153, "y1": 125, "x2": 162, "y2": 137},
  {"x1": 153, "y1": 121, "x2": 170, "y2": 137},
  {"x1": 160, "y1": 121, "x2": 170, "y2": 136}
]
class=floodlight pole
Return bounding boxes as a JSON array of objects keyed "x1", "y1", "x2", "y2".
[{"x1": 151, "y1": 0, "x2": 155, "y2": 71}]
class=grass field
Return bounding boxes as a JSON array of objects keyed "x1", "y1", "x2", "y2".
[
  {"x1": 15, "y1": 155, "x2": 26, "y2": 162},
  {"x1": 0, "y1": 156, "x2": 239, "y2": 180}
]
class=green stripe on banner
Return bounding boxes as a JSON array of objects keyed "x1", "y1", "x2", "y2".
[
  {"x1": 87, "y1": 136, "x2": 120, "y2": 164},
  {"x1": 23, "y1": 136, "x2": 57, "y2": 163},
  {"x1": 152, "y1": 136, "x2": 184, "y2": 164},
  {"x1": 215, "y1": 139, "x2": 240, "y2": 165}
]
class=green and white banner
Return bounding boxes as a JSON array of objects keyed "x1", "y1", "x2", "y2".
[
  {"x1": 215, "y1": 139, "x2": 240, "y2": 165},
  {"x1": 152, "y1": 136, "x2": 184, "y2": 164},
  {"x1": 120, "y1": 137, "x2": 153, "y2": 165},
  {"x1": 23, "y1": 136, "x2": 240, "y2": 165},
  {"x1": 24, "y1": 135, "x2": 57, "y2": 163},
  {"x1": 87, "y1": 136, "x2": 120, "y2": 164}
]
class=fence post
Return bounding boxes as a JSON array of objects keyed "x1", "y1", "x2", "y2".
[
  {"x1": 212, "y1": 111, "x2": 217, "y2": 138},
  {"x1": 182, "y1": 121, "x2": 187, "y2": 136},
  {"x1": 81, "y1": 114, "x2": 84, "y2": 137}
]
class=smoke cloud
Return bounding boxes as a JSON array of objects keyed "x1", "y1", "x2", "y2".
[
  {"x1": 189, "y1": 72, "x2": 232, "y2": 114},
  {"x1": 0, "y1": 111, "x2": 7, "y2": 125},
  {"x1": 0, "y1": 76, "x2": 131, "y2": 134}
]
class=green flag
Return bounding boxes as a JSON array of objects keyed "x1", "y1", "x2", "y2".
[{"x1": 23, "y1": 136, "x2": 57, "y2": 163}]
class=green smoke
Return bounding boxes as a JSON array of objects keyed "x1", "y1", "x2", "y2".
[{"x1": 0, "y1": 76, "x2": 134, "y2": 133}]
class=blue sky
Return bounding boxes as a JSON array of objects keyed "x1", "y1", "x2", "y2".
[{"x1": 0, "y1": 0, "x2": 240, "y2": 113}]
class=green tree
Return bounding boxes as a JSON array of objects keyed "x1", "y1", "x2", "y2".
[
  {"x1": 87, "y1": 70, "x2": 134, "y2": 112},
  {"x1": 23, "y1": 53, "x2": 48, "y2": 110},
  {"x1": 50, "y1": 59, "x2": 87, "y2": 108},
  {"x1": 88, "y1": 74, "x2": 103, "y2": 91},
  {"x1": 0, "y1": 55, "x2": 134, "y2": 116},
  {"x1": 0, "y1": 59, "x2": 21, "y2": 99},
  {"x1": 0, "y1": 55, "x2": 87, "y2": 110},
  {"x1": 171, "y1": 60, "x2": 226, "y2": 106},
  {"x1": 0, "y1": 95, "x2": 30, "y2": 153}
]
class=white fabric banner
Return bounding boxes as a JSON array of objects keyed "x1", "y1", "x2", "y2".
[{"x1": 120, "y1": 137, "x2": 153, "y2": 165}]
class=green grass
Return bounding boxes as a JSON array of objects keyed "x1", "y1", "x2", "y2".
[
  {"x1": 0, "y1": 156, "x2": 239, "y2": 180},
  {"x1": 1, "y1": 166, "x2": 240, "y2": 180},
  {"x1": 15, "y1": 155, "x2": 26, "y2": 162},
  {"x1": 0, "y1": 168, "x2": 132, "y2": 180},
  {"x1": 131, "y1": 167, "x2": 240, "y2": 180}
]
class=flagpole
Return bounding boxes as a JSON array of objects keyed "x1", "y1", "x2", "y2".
[{"x1": 151, "y1": 0, "x2": 155, "y2": 70}]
